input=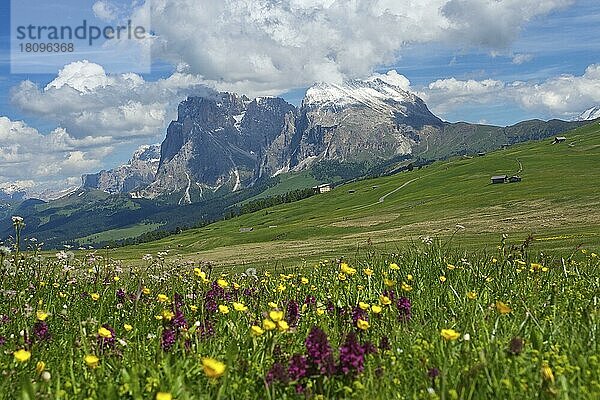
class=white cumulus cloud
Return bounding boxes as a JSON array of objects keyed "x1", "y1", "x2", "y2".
[
  {"x1": 92, "y1": 1, "x2": 119, "y2": 22},
  {"x1": 11, "y1": 61, "x2": 213, "y2": 141},
  {"x1": 0, "y1": 116, "x2": 114, "y2": 192},
  {"x1": 130, "y1": 0, "x2": 573, "y2": 95},
  {"x1": 420, "y1": 64, "x2": 600, "y2": 119}
]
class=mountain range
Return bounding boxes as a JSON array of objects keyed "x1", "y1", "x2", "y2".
[
  {"x1": 1, "y1": 75, "x2": 595, "y2": 247},
  {"x1": 81, "y1": 75, "x2": 592, "y2": 203}
]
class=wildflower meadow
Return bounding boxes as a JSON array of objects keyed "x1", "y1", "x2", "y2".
[{"x1": 0, "y1": 219, "x2": 598, "y2": 399}]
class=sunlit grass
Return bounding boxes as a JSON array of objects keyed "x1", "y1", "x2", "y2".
[{"x1": 0, "y1": 221, "x2": 598, "y2": 399}]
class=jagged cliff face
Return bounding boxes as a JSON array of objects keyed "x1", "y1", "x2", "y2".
[
  {"x1": 144, "y1": 94, "x2": 296, "y2": 201},
  {"x1": 260, "y1": 76, "x2": 442, "y2": 176},
  {"x1": 84, "y1": 75, "x2": 443, "y2": 203},
  {"x1": 81, "y1": 145, "x2": 161, "y2": 194}
]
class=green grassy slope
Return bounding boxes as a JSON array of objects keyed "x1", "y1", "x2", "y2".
[
  {"x1": 239, "y1": 170, "x2": 322, "y2": 204},
  {"x1": 104, "y1": 122, "x2": 600, "y2": 266}
]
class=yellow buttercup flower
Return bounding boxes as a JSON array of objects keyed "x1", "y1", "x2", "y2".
[
  {"x1": 156, "y1": 392, "x2": 173, "y2": 400},
  {"x1": 263, "y1": 319, "x2": 276, "y2": 331},
  {"x1": 124, "y1": 323, "x2": 133, "y2": 332},
  {"x1": 36, "y1": 361, "x2": 46, "y2": 373},
  {"x1": 384, "y1": 278, "x2": 395, "y2": 287},
  {"x1": 363, "y1": 268, "x2": 373, "y2": 276},
  {"x1": 202, "y1": 358, "x2": 226, "y2": 378},
  {"x1": 251, "y1": 325, "x2": 264, "y2": 336},
  {"x1": 359, "y1": 302, "x2": 370, "y2": 310},
  {"x1": 541, "y1": 363, "x2": 555, "y2": 383},
  {"x1": 157, "y1": 294, "x2": 168, "y2": 303},
  {"x1": 268, "y1": 302, "x2": 278, "y2": 309},
  {"x1": 233, "y1": 302, "x2": 248, "y2": 312},
  {"x1": 401, "y1": 282, "x2": 413, "y2": 292},
  {"x1": 531, "y1": 263, "x2": 543, "y2": 271},
  {"x1": 162, "y1": 310, "x2": 175, "y2": 320},
  {"x1": 218, "y1": 305, "x2": 229, "y2": 314},
  {"x1": 440, "y1": 329, "x2": 460, "y2": 341},
  {"x1": 379, "y1": 295, "x2": 391, "y2": 305},
  {"x1": 36, "y1": 310, "x2": 49, "y2": 321},
  {"x1": 371, "y1": 305, "x2": 382, "y2": 314},
  {"x1": 407, "y1": 274, "x2": 413, "y2": 281},
  {"x1": 84, "y1": 354, "x2": 99, "y2": 369},
  {"x1": 357, "y1": 319, "x2": 370, "y2": 330},
  {"x1": 90, "y1": 293, "x2": 100, "y2": 301},
  {"x1": 98, "y1": 327, "x2": 112, "y2": 338},
  {"x1": 13, "y1": 349, "x2": 31, "y2": 363},
  {"x1": 496, "y1": 301, "x2": 512, "y2": 315},
  {"x1": 217, "y1": 279, "x2": 228, "y2": 288},
  {"x1": 390, "y1": 263, "x2": 400, "y2": 270},
  {"x1": 277, "y1": 320, "x2": 289, "y2": 331},
  {"x1": 439, "y1": 276, "x2": 447, "y2": 283},
  {"x1": 316, "y1": 308, "x2": 325, "y2": 316},
  {"x1": 113, "y1": 276, "x2": 120, "y2": 282},
  {"x1": 301, "y1": 277, "x2": 309, "y2": 284},
  {"x1": 142, "y1": 287, "x2": 151, "y2": 295},
  {"x1": 466, "y1": 291, "x2": 477, "y2": 300},
  {"x1": 340, "y1": 263, "x2": 356, "y2": 275},
  {"x1": 447, "y1": 264, "x2": 456, "y2": 270},
  {"x1": 269, "y1": 310, "x2": 284, "y2": 322}
]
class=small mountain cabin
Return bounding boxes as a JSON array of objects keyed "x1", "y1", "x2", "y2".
[
  {"x1": 313, "y1": 183, "x2": 333, "y2": 194},
  {"x1": 491, "y1": 175, "x2": 508, "y2": 184},
  {"x1": 508, "y1": 175, "x2": 522, "y2": 183}
]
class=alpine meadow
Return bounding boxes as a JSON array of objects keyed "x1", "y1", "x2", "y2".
[{"x1": 1, "y1": 1, "x2": 599, "y2": 399}]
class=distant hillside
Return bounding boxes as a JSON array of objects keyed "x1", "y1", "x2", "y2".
[
  {"x1": 0, "y1": 117, "x2": 588, "y2": 249},
  {"x1": 107, "y1": 121, "x2": 600, "y2": 266}
]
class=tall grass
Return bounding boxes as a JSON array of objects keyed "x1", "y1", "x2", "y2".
[{"x1": 0, "y1": 227, "x2": 598, "y2": 399}]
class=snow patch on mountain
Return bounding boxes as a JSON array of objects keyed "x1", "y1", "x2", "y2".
[
  {"x1": 575, "y1": 106, "x2": 600, "y2": 121},
  {"x1": 303, "y1": 70, "x2": 415, "y2": 115}
]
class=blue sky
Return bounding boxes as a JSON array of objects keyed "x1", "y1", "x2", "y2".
[{"x1": 0, "y1": 0, "x2": 599, "y2": 193}]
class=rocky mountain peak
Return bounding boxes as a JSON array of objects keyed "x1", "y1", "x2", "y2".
[
  {"x1": 303, "y1": 71, "x2": 415, "y2": 112},
  {"x1": 81, "y1": 144, "x2": 161, "y2": 194},
  {"x1": 146, "y1": 93, "x2": 296, "y2": 202},
  {"x1": 83, "y1": 76, "x2": 443, "y2": 203},
  {"x1": 575, "y1": 106, "x2": 600, "y2": 121}
]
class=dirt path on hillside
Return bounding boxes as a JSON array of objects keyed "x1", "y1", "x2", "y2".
[
  {"x1": 378, "y1": 177, "x2": 421, "y2": 203},
  {"x1": 348, "y1": 177, "x2": 421, "y2": 211}
]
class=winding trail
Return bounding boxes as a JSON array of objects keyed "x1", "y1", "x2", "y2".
[
  {"x1": 350, "y1": 177, "x2": 421, "y2": 211},
  {"x1": 515, "y1": 158, "x2": 523, "y2": 174},
  {"x1": 378, "y1": 177, "x2": 420, "y2": 203}
]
